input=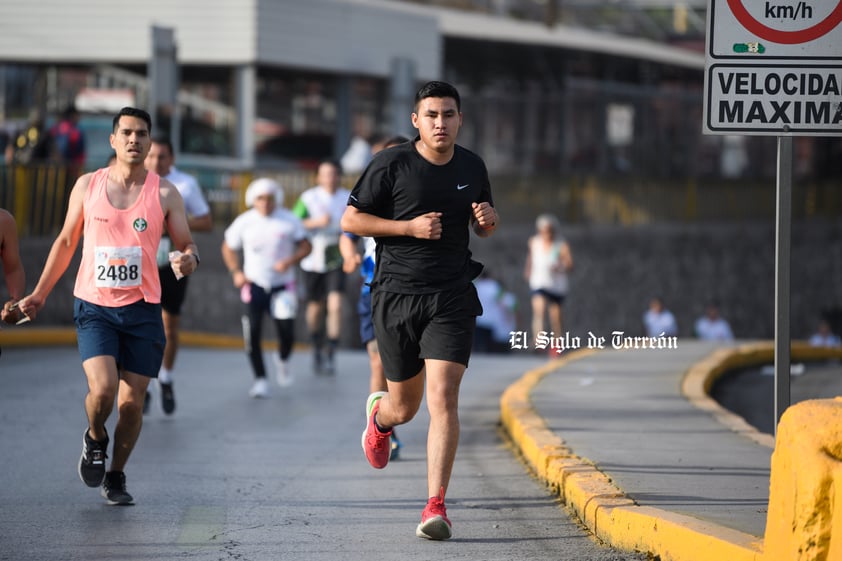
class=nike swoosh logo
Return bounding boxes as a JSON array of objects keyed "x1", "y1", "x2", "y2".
[{"x1": 457, "y1": 184, "x2": 469, "y2": 190}]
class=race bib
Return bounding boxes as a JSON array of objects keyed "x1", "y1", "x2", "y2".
[{"x1": 95, "y1": 246, "x2": 142, "y2": 288}]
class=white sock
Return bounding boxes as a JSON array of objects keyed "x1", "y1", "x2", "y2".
[{"x1": 158, "y1": 367, "x2": 173, "y2": 384}]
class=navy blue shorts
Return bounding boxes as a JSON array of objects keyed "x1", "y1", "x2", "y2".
[
  {"x1": 372, "y1": 283, "x2": 483, "y2": 382},
  {"x1": 357, "y1": 289, "x2": 375, "y2": 344},
  {"x1": 74, "y1": 298, "x2": 165, "y2": 378}
]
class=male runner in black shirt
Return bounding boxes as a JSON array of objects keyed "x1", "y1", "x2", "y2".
[{"x1": 342, "y1": 81, "x2": 498, "y2": 541}]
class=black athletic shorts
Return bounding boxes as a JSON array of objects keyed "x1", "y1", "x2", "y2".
[
  {"x1": 300, "y1": 268, "x2": 345, "y2": 302},
  {"x1": 372, "y1": 283, "x2": 483, "y2": 382},
  {"x1": 159, "y1": 265, "x2": 190, "y2": 315}
]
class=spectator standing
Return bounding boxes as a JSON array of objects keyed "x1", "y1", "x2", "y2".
[
  {"x1": 340, "y1": 133, "x2": 373, "y2": 174},
  {"x1": 49, "y1": 105, "x2": 86, "y2": 176},
  {"x1": 0, "y1": 125, "x2": 9, "y2": 164},
  {"x1": 643, "y1": 296, "x2": 678, "y2": 338},
  {"x1": 474, "y1": 269, "x2": 517, "y2": 354},
  {"x1": 144, "y1": 136, "x2": 212, "y2": 415},
  {"x1": 222, "y1": 178, "x2": 312, "y2": 398},
  {"x1": 8, "y1": 111, "x2": 51, "y2": 165},
  {"x1": 293, "y1": 159, "x2": 350, "y2": 375},
  {"x1": 809, "y1": 318, "x2": 841, "y2": 348},
  {"x1": 694, "y1": 301, "x2": 734, "y2": 342}
]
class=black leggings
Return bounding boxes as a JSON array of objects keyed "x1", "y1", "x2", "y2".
[{"x1": 241, "y1": 284, "x2": 295, "y2": 378}]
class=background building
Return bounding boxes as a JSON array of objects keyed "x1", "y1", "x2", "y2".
[{"x1": 1, "y1": 0, "x2": 840, "y2": 342}]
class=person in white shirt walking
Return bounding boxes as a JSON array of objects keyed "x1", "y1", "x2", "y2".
[{"x1": 222, "y1": 178, "x2": 311, "y2": 397}]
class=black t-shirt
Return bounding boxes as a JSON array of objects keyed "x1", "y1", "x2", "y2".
[{"x1": 348, "y1": 137, "x2": 493, "y2": 293}]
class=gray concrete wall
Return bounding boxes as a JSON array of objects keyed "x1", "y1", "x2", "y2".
[{"x1": 15, "y1": 220, "x2": 842, "y2": 346}]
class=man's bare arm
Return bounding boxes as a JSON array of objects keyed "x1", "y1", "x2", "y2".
[
  {"x1": 0, "y1": 209, "x2": 24, "y2": 300},
  {"x1": 188, "y1": 213, "x2": 213, "y2": 232},
  {"x1": 18, "y1": 174, "x2": 91, "y2": 319},
  {"x1": 470, "y1": 201, "x2": 497, "y2": 238},
  {"x1": 161, "y1": 180, "x2": 199, "y2": 277},
  {"x1": 341, "y1": 206, "x2": 442, "y2": 240},
  {"x1": 339, "y1": 234, "x2": 361, "y2": 274}
]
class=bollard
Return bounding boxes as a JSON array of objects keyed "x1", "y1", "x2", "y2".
[{"x1": 763, "y1": 397, "x2": 842, "y2": 561}]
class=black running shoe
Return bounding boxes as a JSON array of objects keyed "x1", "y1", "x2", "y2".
[
  {"x1": 160, "y1": 382, "x2": 176, "y2": 415},
  {"x1": 101, "y1": 471, "x2": 134, "y2": 505},
  {"x1": 142, "y1": 391, "x2": 151, "y2": 415},
  {"x1": 323, "y1": 352, "x2": 336, "y2": 375},
  {"x1": 78, "y1": 429, "x2": 108, "y2": 487}
]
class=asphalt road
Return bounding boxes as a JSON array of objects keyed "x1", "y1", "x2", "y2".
[{"x1": 0, "y1": 345, "x2": 645, "y2": 561}]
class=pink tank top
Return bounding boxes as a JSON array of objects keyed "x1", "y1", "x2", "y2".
[{"x1": 74, "y1": 168, "x2": 165, "y2": 306}]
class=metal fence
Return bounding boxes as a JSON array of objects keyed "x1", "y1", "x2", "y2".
[
  {"x1": 0, "y1": 164, "x2": 347, "y2": 236},
  {"x1": 2, "y1": 159, "x2": 839, "y2": 237}
]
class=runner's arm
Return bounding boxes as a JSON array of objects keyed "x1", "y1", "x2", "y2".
[
  {"x1": 341, "y1": 205, "x2": 442, "y2": 240},
  {"x1": 0, "y1": 209, "x2": 24, "y2": 300},
  {"x1": 188, "y1": 213, "x2": 213, "y2": 232},
  {"x1": 161, "y1": 180, "x2": 199, "y2": 276},
  {"x1": 339, "y1": 234, "x2": 361, "y2": 274},
  {"x1": 18, "y1": 174, "x2": 90, "y2": 318}
]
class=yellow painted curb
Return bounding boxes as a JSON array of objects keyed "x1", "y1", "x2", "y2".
[
  {"x1": 0, "y1": 327, "x2": 78, "y2": 346},
  {"x1": 500, "y1": 348, "x2": 765, "y2": 561},
  {"x1": 0, "y1": 327, "x2": 303, "y2": 351}
]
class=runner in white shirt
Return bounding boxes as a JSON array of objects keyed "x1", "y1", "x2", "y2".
[
  {"x1": 222, "y1": 178, "x2": 311, "y2": 397},
  {"x1": 145, "y1": 137, "x2": 212, "y2": 414},
  {"x1": 292, "y1": 159, "x2": 350, "y2": 375}
]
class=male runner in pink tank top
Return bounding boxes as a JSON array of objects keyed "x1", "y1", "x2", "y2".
[{"x1": 18, "y1": 107, "x2": 200, "y2": 505}]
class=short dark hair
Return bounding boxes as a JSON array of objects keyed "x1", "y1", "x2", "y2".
[
  {"x1": 383, "y1": 135, "x2": 410, "y2": 148},
  {"x1": 414, "y1": 81, "x2": 461, "y2": 112},
  {"x1": 150, "y1": 135, "x2": 174, "y2": 155},
  {"x1": 319, "y1": 158, "x2": 342, "y2": 175},
  {"x1": 112, "y1": 107, "x2": 152, "y2": 134}
]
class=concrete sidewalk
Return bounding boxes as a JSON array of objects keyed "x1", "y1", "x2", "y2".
[{"x1": 501, "y1": 340, "x2": 842, "y2": 561}]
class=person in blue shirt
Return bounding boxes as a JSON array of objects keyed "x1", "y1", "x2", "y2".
[{"x1": 340, "y1": 135, "x2": 408, "y2": 460}]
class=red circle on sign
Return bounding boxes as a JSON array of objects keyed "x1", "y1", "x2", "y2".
[{"x1": 727, "y1": 0, "x2": 842, "y2": 44}]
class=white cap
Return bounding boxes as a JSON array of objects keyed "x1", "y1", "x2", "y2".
[
  {"x1": 535, "y1": 213, "x2": 560, "y2": 231},
  {"x1": 244, "y1": 177, "x2": 284, "y2": 208}
]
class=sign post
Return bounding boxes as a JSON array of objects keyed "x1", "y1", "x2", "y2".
[
  {"x1": 148, "y1": 26, "x2": 179, "y2": 153},
  {"x1": 703, "y1": 0, "x2": 842, "y2": 434},
  {"x1": 774, "y1": 135, "x2": 792, "y2": 429}
]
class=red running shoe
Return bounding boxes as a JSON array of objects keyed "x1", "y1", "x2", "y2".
[
  {"x1": 416, "y1": 487, "x2": 452, "y2": 540},
  {"x1": 361, "y1": 392, "x2": 392, "y2": 469}
]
